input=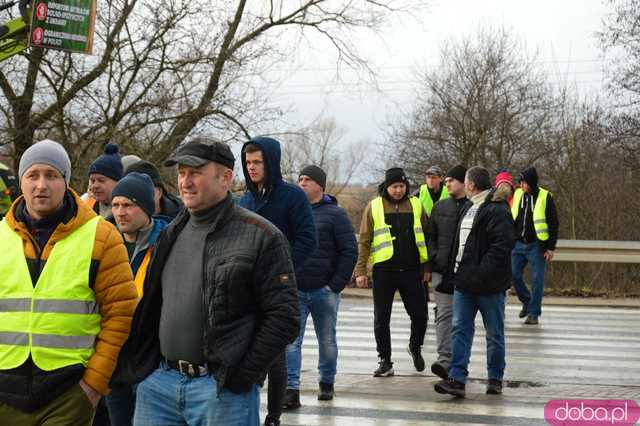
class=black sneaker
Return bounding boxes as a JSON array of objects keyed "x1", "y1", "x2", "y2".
[
  {"x1": 282, "y1": 389, "x2": 300, "y2": 410},
  {"x1": 486, "y1": 379, "x2": 503, "y2": 395},
  {"x1": 524, "y1": 315, "x2": 539, "y2": 325},
  {"x1": 430, "y1": 361, "x2": 448, "y2": 380},
  {"x1": 318, "y1": 382, "x2": 334, "y2": 400},
  {"x1": 434, "y1": 378, "x2": 466, "y2": 398},
  {"x1": 373, "y1": 358, "x2": 394, "y2": 377},
  {"x1": 263, "y1": 416, "x2": 280, "y2": 426},
  {"x1": 407, "y1": 344, "x2": 425, "y2": 372},
  {"x1": 518, "y1": 304, "x2": 528, "y2": 318}
]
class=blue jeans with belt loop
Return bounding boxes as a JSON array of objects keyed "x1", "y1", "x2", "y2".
[
  {"x1": 133, "y1": 360, "x2": 259, "y2": 426},
  {"x1": 511, "y1": 240, "x2": 547, "y2": 317},
  {"x1": 448, "y1": 290, "x2": 506, "y2": 384}
]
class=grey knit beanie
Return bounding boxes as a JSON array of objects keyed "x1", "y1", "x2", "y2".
[
  {"x1": 121, "y1": 154, "x2": 142, "y2": 171},
  {"x1": 18, "y1": 139, "x2": 71, "y2": 185}
]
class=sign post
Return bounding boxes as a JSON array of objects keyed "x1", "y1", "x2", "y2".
[{"x1": 29, "y1": 0, "x2": 97, "y2": 54}]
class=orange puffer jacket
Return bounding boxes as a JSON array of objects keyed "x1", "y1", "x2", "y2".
[{"x1": 0, "y1": 189, "x2": 137, "y2": 411}]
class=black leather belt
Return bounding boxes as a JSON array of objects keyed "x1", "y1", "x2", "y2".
[{"x1": 166, "y1": 359, "x2": 209, "y2": 377}]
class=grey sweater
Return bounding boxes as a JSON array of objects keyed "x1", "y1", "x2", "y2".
[{"x1": 159, "y1": 204, "x2": 222, "y2": 363}]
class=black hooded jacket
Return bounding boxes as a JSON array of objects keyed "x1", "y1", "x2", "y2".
[
  {"x1": 514, "y1": 167, "x2": 559, "y2": 251},
  {"x1": 449, "y1": 189, "x2": 516, "y2": 295}
]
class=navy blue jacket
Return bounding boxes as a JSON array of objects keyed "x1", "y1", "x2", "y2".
[
  {"x1": 239, "y1": 137, "x2": 317, "y2": 274},
  {"x1": 298, "y1": 195, "x2": 357, "y2": 293}
]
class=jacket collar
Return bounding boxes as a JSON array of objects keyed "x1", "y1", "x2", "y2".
[
  {"x1": 171, "y1": 192, "x2": 235, "y2": 237},
  {"x1": 6, "y1": 189, "x2": 98, "y2": 245}
]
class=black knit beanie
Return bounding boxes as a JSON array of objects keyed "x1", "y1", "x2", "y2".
[
  {"x1": 384, "y1": 167, "x2": 407, "y2": 186},
  {"x1": 125, "y1": 160, "x2": 164, "y2": 189},
  {"x1": 299, "y1": 165, "x2": 327, "y2": 190},
  {"x1": 111, "y1": 172, "x2": 156, "y2": 219},
  {"x1": 445, "y1": 165, "x2": 467, "y2": 184},
  {"x1": 518, "y1": 167, "x2": 539, "y2": 187}
]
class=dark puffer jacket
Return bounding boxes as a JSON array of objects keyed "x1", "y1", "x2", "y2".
[
  {"x1": 159, "y1": 192, "x2": 183, "y2": 220},
  {"x1": 426, "y1": 196, "x2": 471, "y2": 294},
  {"x1": 239, "y1": 137, "x2": 317, "y2": 275},
  {"x1": 450, "y1": 189, "x2": 516, "y2": 296},
  {"x1": 297, "y1": 195, "x2": 357, "y2": 293},
  {"x1": 112, "y1": 194, "x2": 300, "y2": 394}
]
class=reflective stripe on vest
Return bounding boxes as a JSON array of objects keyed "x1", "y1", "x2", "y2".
[
  {"x1": 418, "y1": 184, "x2": 448, "y2": 216},
  {"x1": 370, "y1": 196, "x2": 429, "y2": 265},
  {"x1": 134, "y1": 249, "x2": 152, "y2": 298},
  {"x1": 511, "y1": 187, "x2": 551, "y2": 241},
  {"x1": 0, "y1": 216, "x2": 101, "y2": 371}
]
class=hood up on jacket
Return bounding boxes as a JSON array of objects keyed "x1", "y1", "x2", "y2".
[{"x1": 241, "y1": 136, "x2": 283, "y2": 197}]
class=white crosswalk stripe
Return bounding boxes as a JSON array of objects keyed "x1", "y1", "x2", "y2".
[{"x1": 264, "y1": 299, "x2": 640, "y2": 425}]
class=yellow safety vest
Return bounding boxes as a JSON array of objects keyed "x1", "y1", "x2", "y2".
[
  {"x1": 511, "y1": 187, "x2": 551, "y2": 241},
  {"x1": 418, "y1": 184, "x2": 449, "y2": 216},
  {"x1": 0, "y1": 216, "x2": 102, "y2": 371},
  {"x1": 134, "y1": 249, "x2": 152, "y2": 298},
  {"x1": 370, "y1": 196, "x2": 428, "y2": 264}
]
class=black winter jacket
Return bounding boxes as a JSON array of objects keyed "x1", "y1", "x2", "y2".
[
  {"x1": 111, "y1": 194, "x2": 300, "y2": 394},
  {"x1": 426, "y1": 196, "x2": 471, "y2": 294},
  {"x1": 450, "y1": 190, "x2": 516, "y2": 295},
  {"x1": 159, "y1": 191, "x2": 184, "y2": 220},
  {"x1": 513, "y1": 186, "x2": 559, "y2": 252}
]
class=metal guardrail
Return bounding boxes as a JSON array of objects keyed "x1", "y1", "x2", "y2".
[{"x1": 554, "y1": 240, "x2": 640, "y2": 264}]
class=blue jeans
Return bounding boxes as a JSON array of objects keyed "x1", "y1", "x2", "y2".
[
  {"x1": 449, "y1": 290, "x2": 506, "y2": 384},
  {"x1": 133, "y1": 360, "x2": 259, "y2": 426},
  {"x1": 511, "y1": 240, "x2": 547, "y2": 317},
  {"x1": 286, "y1": 285, "x2": 340, "y2": 389},
  {"x1": 106, "y1": 384, "x2": 137, "y2": 426}
]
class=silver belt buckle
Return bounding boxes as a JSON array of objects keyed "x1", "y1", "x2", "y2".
[{"x1": 178, "y1": 360, "x2": 194, "y2": 376}]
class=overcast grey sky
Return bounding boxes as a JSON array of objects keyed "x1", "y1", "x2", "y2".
[{"x1": 263, "y1": 0, "x2": 609, "y2": 149}]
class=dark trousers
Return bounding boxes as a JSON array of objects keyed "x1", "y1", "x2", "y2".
[
  {"x1": 266, "y1": 351, "x2": 286, "y2": 420},
  {"x1": 0, "y1": 383, "x2": 95, "y2": 425},
  {"x1": 372, "y1": 268, "x2": 427, "y2": 361},
  {"x1": 105, "y1": 385, "x2": 136, "y2": 426},
  {"x1": 91, "y1": 400, "x2": 110, "y2": 426}
]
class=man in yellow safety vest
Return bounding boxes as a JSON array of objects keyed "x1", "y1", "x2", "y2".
[
  {"x1": 355, "y1": 167, "x2": 430, "y2": 378},
  {"x1": 511, "y1": 167, "x2": 559, "y2": 325},
  {"x1": 418, "y1": 165, "x2": 449, "y2": 217},
  {"x1": 0, "y1": 139, "x2": 137, "y2": 425}
]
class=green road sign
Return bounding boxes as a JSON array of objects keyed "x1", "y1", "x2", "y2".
[{"x1": 29, "y1": 0, "x2": 97, "y2": 54}]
